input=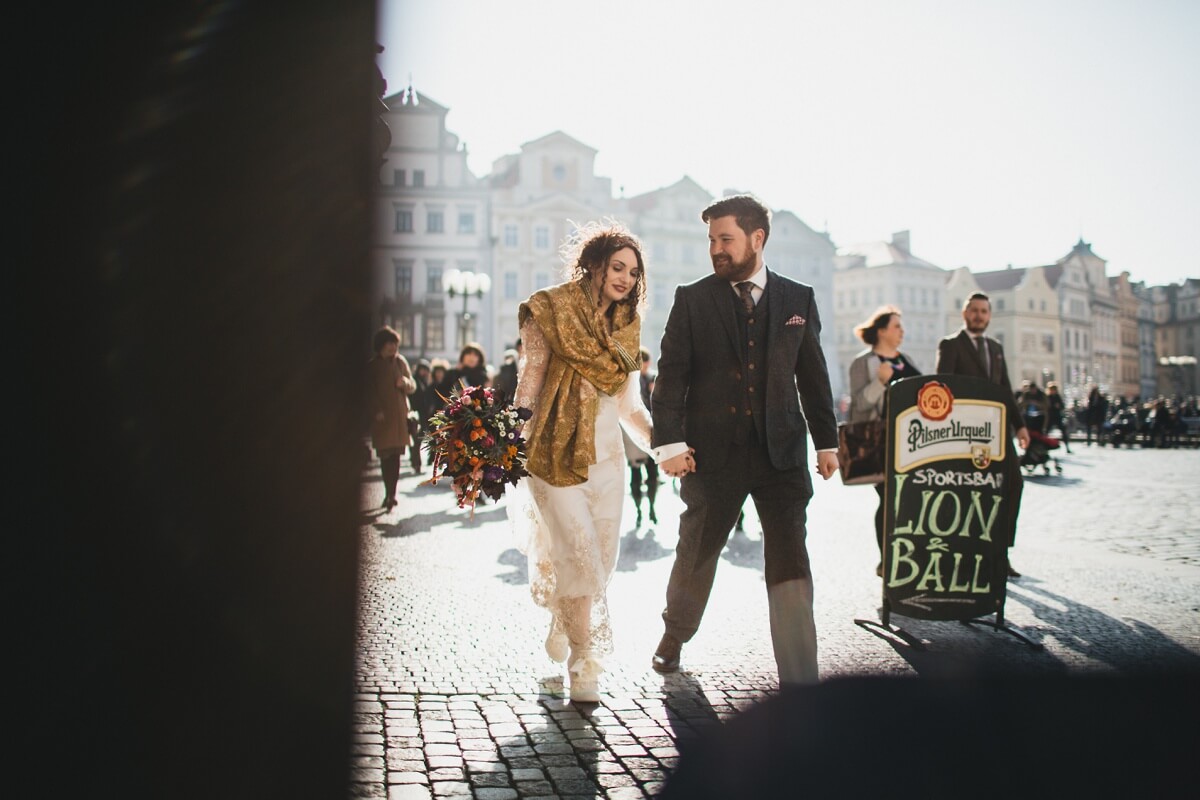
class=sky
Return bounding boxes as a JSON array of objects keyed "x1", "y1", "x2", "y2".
[{"x1": 378, "y1": 0, "x2": 1198, "y2": 287}]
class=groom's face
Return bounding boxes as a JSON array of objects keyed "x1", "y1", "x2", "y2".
[{"x1": 708, "y1": 215, "x2": 761, "y2": 282}]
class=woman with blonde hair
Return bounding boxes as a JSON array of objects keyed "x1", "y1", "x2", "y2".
[
  {"x1": 847, "y1": 306, "x2": 921, "y2": 576},
  {"x1": 510, "y1": 221, "x2": 659, "y2": 703}
]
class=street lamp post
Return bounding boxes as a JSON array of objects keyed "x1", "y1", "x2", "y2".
[{"x1": 444, "y1": 269, "x2": 491, "y2": 352}]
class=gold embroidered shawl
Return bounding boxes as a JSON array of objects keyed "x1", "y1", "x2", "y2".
[{"x1": 518, "y1": 281, "x2": 641, "y2": 487}]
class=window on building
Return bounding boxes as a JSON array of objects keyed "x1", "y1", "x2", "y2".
[
  {"x1": 394, "y1": 261, "x2": 413, "y2": 302},
  {"x1": 996, "y1": 298, "x2": 1005, "y2": 311},
  {"x1": 413, "y1": 170, "x2": 425, "y2": 187},
  {"x1": 1041, "y1": 300, "x2": 1046, "y2": 312},
  {"x1": 1043, "y1": 334, "x2": 1054, "y2": 353},
  {"x1": 426, "y1": 262, "x2": 444, "y2": 294},
  {"x1": 394, "y1": 207, "x2": 413, "y2": 233},
  {"x1": 393, "y1": 169, "x2": 406, "y2": 187},
  {"x1": 534, "y1": 225, "x2": 550, "y2": 250},
  {"x1": 504, "y1": 224, "x2": 518, "y2": 248},
  {"x1": 1029, "y1": 299, "x2": 1034, "y2": 310},
  {"x1": 395, "y1": 316, "x2": 415, "y2": 348},
  {"x1": 534, "y1": 272, "x2": 549, "y2": 290},
  {"x1": 427, "y1": 210, "x2": 444, "y2": 233},
  {"x1": 504, "y1": 272, "x2": 518, "y2": 300},
  {"x1": 424, "y1": 315, "x2": 444, "y2": 352},
  {"x1": 836, "y1": 291, "x2": 843, "y2": 310},
  {"x1": 994, "y1": 332, "x2": 1004, "y2": 346},
  {"x1": 458, "y1": 211, "x2": 475, "y2": 234}
]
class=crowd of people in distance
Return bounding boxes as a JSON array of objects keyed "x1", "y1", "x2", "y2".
[{"x1": 1009, "y1": 382, "x2": 1199, "y2": 450}]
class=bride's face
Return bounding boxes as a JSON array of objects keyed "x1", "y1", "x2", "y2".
[{"x1": 592, "y1": 247, "x2": 641, "y2": 306}]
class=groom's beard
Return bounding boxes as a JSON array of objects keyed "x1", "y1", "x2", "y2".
[{"x1": 712, "y1": 248, "x2": 757, "y2": 281}]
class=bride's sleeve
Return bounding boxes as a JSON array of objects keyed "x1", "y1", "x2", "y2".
[
  {"x1": 618, "y1": 372, "x2": 656, "y2": 460},
  {"x1": 515, "y1": 317, "x2": 549, "y2": 416}
]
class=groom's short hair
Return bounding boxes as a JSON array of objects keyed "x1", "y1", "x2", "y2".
[{"x1": 702, "y1": 194, "x2": 771, "y2": 245}]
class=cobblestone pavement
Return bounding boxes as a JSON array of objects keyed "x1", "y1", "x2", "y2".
[{"x1": 352, "y1": 445, "x2": 1200, "y2": 798}]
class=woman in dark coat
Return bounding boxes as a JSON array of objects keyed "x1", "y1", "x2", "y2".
[
  {"x1": 367, "y1": 327, "x2": 416, "y2": 511},
  {"x1": 441, "y1": 342, "x2": 489, "y2": 394}
]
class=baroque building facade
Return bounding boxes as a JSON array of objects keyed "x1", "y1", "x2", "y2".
[
  {"x1": 833, "y1": 231, "x2": 947, "y2": 385},
  {"x1": 373, "y1": 91, "x2": 1195, "y2": 403},
  {"x1": 487, "y1": 131, "x2": 613, "y2": 359},
  {"x1": 373, "y1": 90, "x2": 492, "y2": 361}
]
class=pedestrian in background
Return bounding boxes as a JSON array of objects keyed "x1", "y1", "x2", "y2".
[
  {"x1": 443, "y1": 342, "x2": 490, "y2": 394},
  {"x1": 1046, "y1": 382, "x2": 1072, "y2": 453},
  {"x1": 625, "y1": 346, "x2": 660, "y2": 527},
  {"x1": 509, "y1": 221, "x2": 658, "y2": 703},
  {"x1": 1085, "y1": 386, "x2": 1108, "y2": 445},
  {"x1": 367, "y1": 326, "x2": 416, "y2": 512},
  {"x1": 409, "y1": 359, "x2": 433, "y2": 473},
  {"x1": 425, "y1": 359, "x2": 450, "y2": 466},
  {"x1": 847, "y1": 305, "x2": 922, "y2": 577},
  {"x1": 935, "y1": 292, "x2": 1029, "y2": 579},
  {"x1": 493, "y1": 344, "x2": 519, "y2": 400}
]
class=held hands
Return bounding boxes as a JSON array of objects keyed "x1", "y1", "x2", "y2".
[
  {"x1": 815, "y1": 451, "x2": 839, "y2": 480},
  {"x1": 662, "y1": 449, "x2": 696, "y2": 478}
]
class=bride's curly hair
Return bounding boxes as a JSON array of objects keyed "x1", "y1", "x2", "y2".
[{"x1": 560, "y1": 219, "x2": 647, "y2": 310}]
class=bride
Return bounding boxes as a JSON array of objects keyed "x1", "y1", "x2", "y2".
[{"x1": 511, "y1": 221, "x2": 668, "y2": 703}]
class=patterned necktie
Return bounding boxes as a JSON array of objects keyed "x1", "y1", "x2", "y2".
[
  {"x1": 974, "y1": 336, "x2": 990, "y2": 377},
  {"x1": 736, "y1": 281, "x2": 755, "y2": 314}
]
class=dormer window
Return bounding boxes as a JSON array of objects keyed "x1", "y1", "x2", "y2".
[{"x1": 552, "y1": 164, "x2": 567, "y2": 182}]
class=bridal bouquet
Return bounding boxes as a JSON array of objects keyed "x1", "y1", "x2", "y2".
[{"x1": 423, "y1": 384, "x2": 532, "y2": 513}]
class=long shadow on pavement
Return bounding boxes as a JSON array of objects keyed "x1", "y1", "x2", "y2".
[
  {"x1": 852, "y1": 594, "x2": 1068, "y2": 678},
  {"x1": 1006, "y1": 577, "x2": 1200, "y2": 674},
  {"x1": 496, "y1": 548, "x2": 528, "y2": 585},
  {"x1": 615, "y1": 526, "x2": 674, "y2": 573}
]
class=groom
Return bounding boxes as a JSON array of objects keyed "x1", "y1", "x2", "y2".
[{"x1": 651, "y1": 194, "x2": 839, "y2": 685}]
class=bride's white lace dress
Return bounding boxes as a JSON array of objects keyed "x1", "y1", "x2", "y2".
[{"x1": 509, "y1": 316, "x2": 654, "y2": 679}]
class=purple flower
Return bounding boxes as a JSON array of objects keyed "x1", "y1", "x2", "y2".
[{"x1": 483, "y1": 465, "x2": 504, "y2": 483}]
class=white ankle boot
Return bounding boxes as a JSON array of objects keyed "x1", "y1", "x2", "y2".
[{"x1": 568, "y1": 651, "x2": 602, "y2": 703}]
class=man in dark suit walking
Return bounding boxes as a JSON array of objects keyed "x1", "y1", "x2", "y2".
[
  {"x1": 935, "y1": 292, "x2": 1030, "y2": 578},
  {"x1": 650, "y1": 194, "x2": 839, "y2": 685}
]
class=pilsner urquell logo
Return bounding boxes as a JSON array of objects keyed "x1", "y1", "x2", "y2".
[{"x1": 907, "y1": 381, "x2": 994, "y2": 452}]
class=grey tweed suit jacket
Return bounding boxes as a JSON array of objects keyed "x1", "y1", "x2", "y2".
[{"x1": 651, "y1": 269, "x2": 838, "y2": 492}]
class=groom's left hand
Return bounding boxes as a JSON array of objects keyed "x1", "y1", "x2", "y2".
[{"x1": 815, "y1": 451, "x2": 839, "y2": 480}]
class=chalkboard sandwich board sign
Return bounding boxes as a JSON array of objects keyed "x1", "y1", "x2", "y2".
[{"x1": 881, "y1": 376, "x2": 1012, "y2": 622}]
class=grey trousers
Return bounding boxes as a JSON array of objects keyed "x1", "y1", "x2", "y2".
[{"x1": 661, "y1": 440, "x2": 812, "y2": 643}]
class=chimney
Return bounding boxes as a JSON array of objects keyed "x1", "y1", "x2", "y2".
[{"x1": 891, "y1": 230, "x2": 910, "y2": 253}]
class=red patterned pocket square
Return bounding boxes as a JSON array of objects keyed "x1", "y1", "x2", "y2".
[{"x1": 785, "y1": 314, "x2": 806, "y2": 326}]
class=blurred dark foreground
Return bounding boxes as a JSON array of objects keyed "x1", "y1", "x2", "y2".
[{"x1": 662, "y1": 672, "x2": 1199, "y2": 799}]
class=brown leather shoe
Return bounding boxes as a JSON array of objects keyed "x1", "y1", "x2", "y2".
[{"x1": 652, "y1": 633, "x2": 681, "y2": 673}]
